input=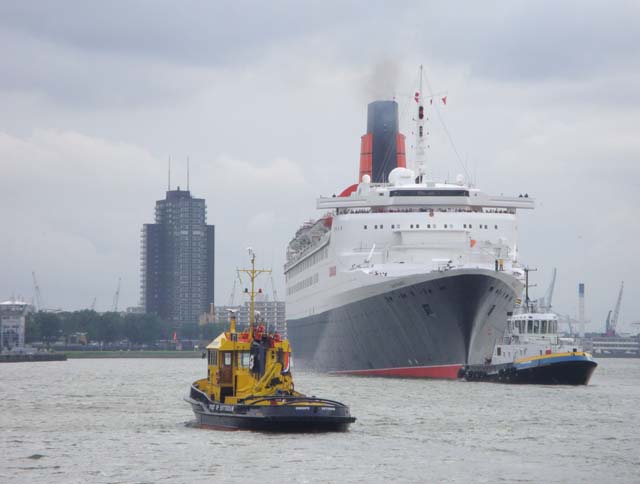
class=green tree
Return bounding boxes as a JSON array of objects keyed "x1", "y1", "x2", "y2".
[
  {"x1": 25, "y1": 313, "x2": 42, "y2": 343},
  {"x1": 37, "y1": 312, "x2": 62, "y2": 346}
]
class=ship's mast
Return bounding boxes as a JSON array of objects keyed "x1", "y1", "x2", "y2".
[
  {"x1": 238, "y1": 248, "x2": 271, "y2": 340},
  {"x1": 415, "y1": 65, "x2": 427, "y2": 182}
]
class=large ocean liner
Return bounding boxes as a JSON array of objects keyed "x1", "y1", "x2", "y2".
[{"x1": 285, "y1": 76, "x2": 534, "y2": 378}]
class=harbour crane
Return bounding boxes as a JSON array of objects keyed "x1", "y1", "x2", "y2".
[
  {"x1": 112, "y1": 277, "x2": 121, "y2": 312},
  {"x1": 32, "y1": 271, "x2": 44, "y2": 312},
  {"x1": 606, "y1": 281, "x2": 624, "y2": 336},
  {"x1": 90, "y1": 297, "x2": 97, "y2": 311},
  {"x1": 541, "y1": 268, "x2": 557, "y2": 311}
]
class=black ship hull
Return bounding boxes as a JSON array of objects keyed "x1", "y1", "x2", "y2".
[{"x1": 288, "y1": 270, "x2": 520, "y2": 378}]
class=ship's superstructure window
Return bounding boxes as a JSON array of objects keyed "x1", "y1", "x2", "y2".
[
  {"x1": 416, "y1": 224, "x2": 420, "y2": 228},
  {"x1": 364, "y1": 225, "x2": 367, "y2": 229},
  {"x1": 287, "y1": 273, "x2": 319, "y2": 295},
  {"x1": 410, "y1": 224, "x2": 414, "y2": 228},
  {"x1": 286, "y1": 247, "x2": 329, "y2": 280},
  {"x1": 389, "y1": 189, "x2": 470, "y2": 197}
]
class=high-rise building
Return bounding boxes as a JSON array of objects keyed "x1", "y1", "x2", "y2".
[{"x1": 140, "y1": 187, "x2": 215, "y2": 325}]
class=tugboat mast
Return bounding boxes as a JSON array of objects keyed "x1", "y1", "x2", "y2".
[
  {"x1": 238, "y1": 248, "x2": 271, "y2": 339},
  {"x1": 523, "y1": 267, "x2": 538, "y2": 312}
]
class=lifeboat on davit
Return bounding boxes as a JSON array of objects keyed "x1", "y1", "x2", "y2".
[{"x1": 185, "y1": 251, "x2": 356, "y2": 432}]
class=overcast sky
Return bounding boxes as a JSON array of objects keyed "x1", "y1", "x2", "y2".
[{"x1": 1, "y1": 1, "x2": 639, "y2": 333}]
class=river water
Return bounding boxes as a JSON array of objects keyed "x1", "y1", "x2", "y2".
[{"x1": 1, "y1": 357, "x2": 638, "y2": 483}]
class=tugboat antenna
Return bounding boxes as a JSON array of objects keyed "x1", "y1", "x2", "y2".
[
  {"x1": 523, "y1": 267, "x2": 538, "y2": 312},
  {"x1": 238, "y1": 249, "x2": 271, "y2": 339}
]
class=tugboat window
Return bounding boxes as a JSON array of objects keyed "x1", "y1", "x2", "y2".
[
  {"x1": 527, "y1": 321, "x2": 533, "y2": 333},
  {"x1": 238, "y1": 351, "x2": 251, "y2": 368},
  {"x1": 224, "y1": 352, "x2": 232, "y2": 366}
]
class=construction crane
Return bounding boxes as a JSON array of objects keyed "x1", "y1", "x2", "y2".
[
  {"x1": 90, "y1": 297, "x2": 97, "y2": 311},
  {"x1": 269, "y1": 273, "x2": 279, "y2": 302},
  {"x1": 541, "y1": 267, "x2": 557, "y2": 311},
  {"x1": 112, "y1": 277, "x2": 121, "y2": 312},
  {"x1": 606, "y1": 281, "x2": 624, "y2": 336},
  {"x1": 32, "y1": 271, "x2": 44, "y2": 312}
]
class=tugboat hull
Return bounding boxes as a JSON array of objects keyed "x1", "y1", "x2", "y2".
[
  {"x1": 460, "y1": 353, "x2": 597, "y2": 385},
  {"x1": 186, "y1": 388, "x2": 356, "y2": 432}
]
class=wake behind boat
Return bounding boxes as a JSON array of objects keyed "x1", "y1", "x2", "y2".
[{"x1": 185, "y1": 250, "x2": 356, "y2": 432}]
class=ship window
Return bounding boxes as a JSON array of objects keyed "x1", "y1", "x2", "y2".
[
  {"x1": 527, "y1": 321, "x2": 533, "y2": 333},
  {"x1": 495, "y1": 225, "x2": 498, "y2": 229},
  {"x1": 463, "y1": 224, "x2": 467, "y2": 228},
  {"x1": 533, "y1": 320, "x2": 540, "y2": 334},
  {"x1": 391, "y1": 224, "x2": 395, "y2": 229},
  {"x1": 444, "y1": 224, "x2": 448, "y2": 228},
  {"x1": 416, "y1": 224, "x2": 420, "y2": 228},
  {"x1": 223, "y1": 352, "x2": 232, "y2": 366},
  {"x1": 541, "y1": 321, "x2": 548, "y2": 333},
  {"x1": 374, "y1": 225, "x2": 378, "y2": 229},
  {"x1": 380, "y1": 225, "x2": 384, "y2": 229},
  {"x1": 364, "y1": 225, "x2": 367, "y2": 229},
  {"x1": 485, "y1": 225, "x2": 488, "y2": 229},
  {"x1": 497, "y1": 347, "x2": 502, "y2": 356},
  {"x1": 390, "y1": 189, "x2": 469, "y2": 197},
  {"x1": 427, "y1": 224, "x2": 431, "y2": 228},
  {"x1": 410, "y1": 224, "x2": 414, "y2": 229},
  {"x1": 469, "y1": 224, "x2": 473, "y2": 228},
  {"x1": 238, "y1": 351, "x2": 251, "y2": 368}
]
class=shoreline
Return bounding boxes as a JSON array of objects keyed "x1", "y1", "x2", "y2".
[{"x1": 63, "y1": 350, "x2": 203, "y2": 359}]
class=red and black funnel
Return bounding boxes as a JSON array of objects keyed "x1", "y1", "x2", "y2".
[{"x1": 359, "y1": 100, "x2": 406, "y2": 183}]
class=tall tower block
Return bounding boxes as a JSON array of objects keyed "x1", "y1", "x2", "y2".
[{"x1": 359, "y1": 100, "x2": 406, "y2": 183}]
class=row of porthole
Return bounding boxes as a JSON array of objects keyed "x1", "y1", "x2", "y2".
[
  {"x1": 488, "y1": 285, "x2": 514, "y2": 302},
  {"x1": 365, "y1": 223, "x2": 500, "y2": 230},
  {"x1": 384, "y1": 285, "x2": 445, "y2": 304}
]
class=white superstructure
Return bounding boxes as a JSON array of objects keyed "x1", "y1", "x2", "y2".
[
  {"x1": 285, "y1": 168, "x2": 534, "y2": 321},
  {"x1": 491, "y1": 311, "x2": 582, "y2": 365}
]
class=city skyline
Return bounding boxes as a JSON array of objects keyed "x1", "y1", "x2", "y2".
[{"x1": 0, "y1": 2, "x2": 639, "y2": 333}]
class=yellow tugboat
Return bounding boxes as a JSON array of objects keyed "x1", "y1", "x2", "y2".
[{"x1": 185, "y1": 250, "x2": 356, "y2": 432}]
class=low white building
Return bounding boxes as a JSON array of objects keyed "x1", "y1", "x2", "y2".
[{"x1": 0, "y1": 300, "x2": 32, "y2": 352}]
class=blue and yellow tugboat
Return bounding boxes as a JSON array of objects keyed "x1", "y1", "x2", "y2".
[
  {"x1": 459, "y1": 309, "x2": 597, "y2": 384},
  {"x1": 185, "y1": 250, "x2": 356, "y2": 432}
]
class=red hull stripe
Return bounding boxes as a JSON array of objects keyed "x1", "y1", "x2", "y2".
[{"x1": 331, "y1": 364, "x2": 462, "y2": 379}]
